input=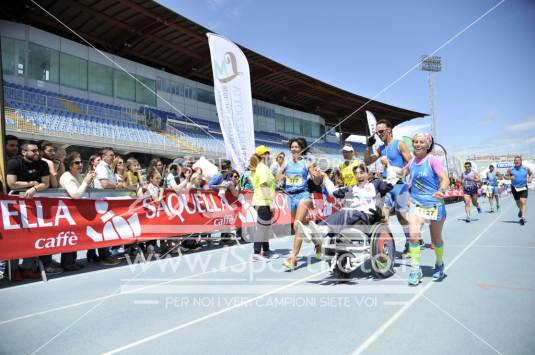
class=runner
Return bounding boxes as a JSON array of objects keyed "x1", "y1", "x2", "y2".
[
  {"x1": 506, "y1": 156, "x2": 533, "y2": 225},
  {"x1": 461, "y1": 161, "x2": 481, "y2": 222},
  {"x1": 281, "y1": 137, "x2": 322, "y2": 270},
  {"x1": 486, "y1": 164, "x2": 500, "y2": 212},
  {"x1": 403, "y1": 133, "x2": 449, "y2": 286},
  {"x1": 364, "y1": 119, "x2": 413, "y2": 255}
]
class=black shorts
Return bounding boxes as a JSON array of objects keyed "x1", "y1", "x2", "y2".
[
  {"x1": 463, "y1": 186, "x2": 478, "y2": 196},
  {"x1": 511, "y1": 186, "x2": 528, "y2": 200}
]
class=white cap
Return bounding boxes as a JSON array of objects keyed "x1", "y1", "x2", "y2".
[{"x1": 342, "y1": 145, "x2": 354, "y2": 152}]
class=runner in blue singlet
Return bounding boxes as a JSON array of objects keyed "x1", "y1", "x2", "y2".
[
  {"x1": 486, "y1": 165, "x2": 500, "y2": 212},
  {"x1": 364, "y1": 119, "x2": 413, "y2": 255}
]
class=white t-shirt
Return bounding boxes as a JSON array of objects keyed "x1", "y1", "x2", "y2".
[
  {"x1": 348, "y1": 182, "x2": 377, "y2": 214},
  {"x1": 93, "y1": 161, "x2": 116, "y2": 189}
]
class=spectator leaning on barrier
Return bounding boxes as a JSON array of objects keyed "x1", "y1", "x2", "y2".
[
  {"x1": 125, "y1": 157, "x2": 142, "y2": 189},
  {"x1": 112, "y1": 156, "x2": 127, "y2": 185},
  {"x1": 59, "y1": 152, "x2": 95, "y2": 271},
  {"x1": 208, "y1": 160, "x2": 232, "y2": 189},
  {"x1": 6, "y1": 141, "x2": 63, "y2": 278},
  {"x1": 92, "y1": 147, "x2": 122, "y2": 266},
  {"x1": 148, "y1": 158, "x2": 165, "y2": 186},
  {"x1": 138, "y1": 167, "x2": 164, "y2": 257}
]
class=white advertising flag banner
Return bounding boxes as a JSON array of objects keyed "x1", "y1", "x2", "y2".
[{"x1": 207, "y1": 33, "x2": 255, "y2": 173}]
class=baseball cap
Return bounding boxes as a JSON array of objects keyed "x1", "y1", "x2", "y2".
[
  {"x1": 255, "y1": 145, "x2": 270, "y2": 156},
  {"x1": 342, "y1": 145, "x2": 354, "y2": 152}
]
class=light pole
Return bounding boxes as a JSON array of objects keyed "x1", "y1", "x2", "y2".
[{"x1": 420, "y1": 55, "x2": 442, "y2": 140}]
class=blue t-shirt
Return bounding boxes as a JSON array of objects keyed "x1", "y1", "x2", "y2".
[{"x1": 510, "y1": 166, "x2": 528, "y2": 188}]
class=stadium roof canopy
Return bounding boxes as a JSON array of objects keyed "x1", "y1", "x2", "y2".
[{"x1": 1, "y1": 0, "x2": 426, "y2": 136}]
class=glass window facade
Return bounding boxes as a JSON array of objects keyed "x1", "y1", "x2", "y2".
[
  {"x1": 275, "y1": 113, "x2": 324, "y2": 138},
  {"x1": 88, "y1": 61, "x2": 113, "y2": 96},
  {"x1": 2, "y1": 36, "x2": 324, "y2": 134},
  {"x1": 60, "y1": 52, "x2": 87, "y2": 90},
  {"x1": 114, "y1": 69, "x2": 135, "y2": 101},
  {"x1": 135, "y1": 75, "x2": 156, "y2": 106},
  {"x1": 1, "y1": 37, "x2": 26, "y2": 76},
  {"x1": 28, "y1": 43, "x2": 59, "y2": 82}
]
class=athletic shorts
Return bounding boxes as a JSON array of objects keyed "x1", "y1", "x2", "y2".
[
  {"x1": 486, "y1": 186, "x2": 498, "y2": 196},
  {"x1": 463, "y1": 186, "x2": 478, "y2": 196},
  {"x1": 287, "y1": 191, "x2": 311, "y2": 215},
  {"x1": 511, "y1": 186, "x2": 528, "y2": 201},
  {"x1": 385, "y1": 182, "x2": 409, "y2": 212},
  {"x1": 409, "y1": 202, "x2": 447, "y2": 223}
]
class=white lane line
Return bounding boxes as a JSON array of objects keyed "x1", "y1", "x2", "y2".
[
  {"x1": 0, "y1": 260, "x2": 249, "y2": 326},
  {"x1": 102, "y1": 269, "x2": 329, "y2": 355},
  {"x1": 383, "y1": 301, "x2": 408, "y2": 306},
  {"x1": 351, "y1": 204, "x2": 511, "y2": 354},
  {"x1": 133, "y1": 300, "x2": 160, "y2": 305}
]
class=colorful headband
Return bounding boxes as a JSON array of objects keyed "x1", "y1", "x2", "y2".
[{"x1": 412, "y1": 133, "x2": 433, "y2": 148}]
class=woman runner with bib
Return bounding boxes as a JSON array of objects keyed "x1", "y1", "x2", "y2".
[
  {"x1": 280, "y1": 138, "x2": 322, "y2": 270},
  {"x1": 404, "y1": 133, "x2": 450, "y2": 286}
]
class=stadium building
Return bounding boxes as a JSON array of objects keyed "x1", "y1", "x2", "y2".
[{"x1": 1, "y1": 0, "x2": 424, "y2": 164}]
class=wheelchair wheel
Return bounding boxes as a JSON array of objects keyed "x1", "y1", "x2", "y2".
[
  {"x1": 370, "y1": 223, "x2": 396, "y2": 278},
  {"x1": 333, "y1": 253, "x2": 353, "y2": 280}
]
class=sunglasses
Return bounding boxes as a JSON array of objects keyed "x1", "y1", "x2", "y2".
[
  {"x1": 232, "y1": 175, "x2": 239, "y2": 178},
  {"x1": 73, "y1": 161, "x2": 82, "y2": 165},
  {"x1": 376, "y1": 129, "x2": 387, "y2": 134}
]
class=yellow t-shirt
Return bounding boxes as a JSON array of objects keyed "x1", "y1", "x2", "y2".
[
  {"x1": 340, "y1": 160, "x2": 361, "y2": 187},
  {"x1": 252, "y1": 162, "x2": 275, "y2": 206}
]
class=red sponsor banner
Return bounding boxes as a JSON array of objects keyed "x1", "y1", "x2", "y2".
[{"x1": 0, "y1": 190, "x2": 340, "y2": 260}]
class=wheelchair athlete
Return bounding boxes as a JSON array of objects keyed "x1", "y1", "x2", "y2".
[{"x1": 297, "y1": 163, "x2": 392, "y2": 242}]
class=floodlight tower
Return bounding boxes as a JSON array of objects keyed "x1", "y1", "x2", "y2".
[{"x1": 420, "y1": 55, "x2": 442, "y2": 140}]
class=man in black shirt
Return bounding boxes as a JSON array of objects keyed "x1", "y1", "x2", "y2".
[
  {"x1": 7, "y1": 142, "x2": 50, "y2": 198},
  {"x1": 6, "y1": 141, "x2": 63, "y2": 277}
]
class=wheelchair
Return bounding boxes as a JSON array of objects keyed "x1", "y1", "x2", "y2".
[{"x1": 321, "y1": 182, "x2": 396, "y2": 280}]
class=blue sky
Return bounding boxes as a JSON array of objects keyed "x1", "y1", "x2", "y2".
[{"x1": 157, "y1": 0, "x2": 535, "y2": 157}]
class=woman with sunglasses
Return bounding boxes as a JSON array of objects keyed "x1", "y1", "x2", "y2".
[
  {"x1": 403, "y1": 133, "x2": 450, "y2": 286},
  {"x1": 59, "y1": 152, "x2": 95, "y2": 270},
  {"x1": 112, "y1": 156, "x2": 127, "y2": 187}
]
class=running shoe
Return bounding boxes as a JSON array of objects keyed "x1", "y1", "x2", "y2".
[
  {"x1": 466, "y1": 216, "x2": 471, "y2": 223},
  {"x1": 408, "y1": 267, "x2": 423, "y2": 286},
  {"x1": 432, "y1": 263, "x2": 445, "y2": 281},
  {"x1": 251, "y1": 254, "x2": 269, "y2": 263},
  {"x1": 262, "y1": 250, "x2": 281, "y2": 259},
  {"x1": 314, "y1": 243, "x2": 322, "y2": 261},
  {"x1": 518, "y1": 211, "x2": 522, "y2": 218},
  {"x1": 282, "y1": 257, "x2": 297, "y2": 270},
  {"x1": 477, "y1": 206, "x2": 481, "y2": 214},
  {"x1": 520, "y1": 217, "x2": 526, "y2": 226}
]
